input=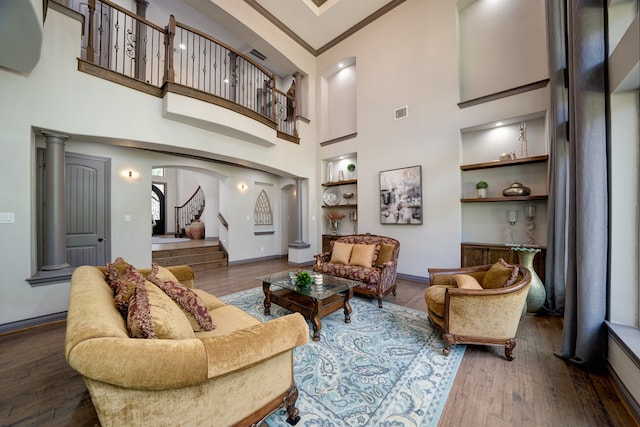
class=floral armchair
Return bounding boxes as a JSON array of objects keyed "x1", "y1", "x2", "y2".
[
  {"x1": 314, "y1": 234, "x2": 400, "y2": 308},
  {"x1": 424, "y1": 260, "x2": 531, "y2": 360}
]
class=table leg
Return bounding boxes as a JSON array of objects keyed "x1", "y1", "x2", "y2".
[
  {"x1": 262, "y1": 281, "x2": 271, "y2": 316},
  {"x1": 343, "y1": 288, "x2": 353, "y2": 324},
  {"x1": 310, "y1": 298, "x2": 322, "y2": 341}
]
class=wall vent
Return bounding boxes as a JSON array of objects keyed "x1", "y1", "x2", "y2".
[
  {"x1": 249, "y1": 49, "x2": 267, "y2": 61},
  {"x1": 394, "y1": 106, "x2": 408, "y2": 120}
]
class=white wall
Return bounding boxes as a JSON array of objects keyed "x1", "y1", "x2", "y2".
[
  {"x1": 316, "y1": 0, "x2": 550, "y2": 277},
  {"x1": 458, "y1": 0, "x2": 548, "y2": 101},
  {"x1": 0, "y1": 7, "x2": 318, "y2": 325}
]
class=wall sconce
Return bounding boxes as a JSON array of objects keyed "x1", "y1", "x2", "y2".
[
  {"x1": 122, "y1": 169, "x2": 140, "y2": 180},
  {"x1": 237, "y1": 183, "x2": 248, "y2": 192}
]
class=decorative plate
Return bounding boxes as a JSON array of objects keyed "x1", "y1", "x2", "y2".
[{"x1": 323, "y1": 188, "x2": 341, "y2": 206}]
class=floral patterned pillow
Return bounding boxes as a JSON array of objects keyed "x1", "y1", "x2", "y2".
[{"x1": 147, "y1": 264, "x2": 215, "y2": 331}]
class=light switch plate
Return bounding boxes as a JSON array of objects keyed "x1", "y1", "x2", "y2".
[{"x1": 0, "y1": 212, "x2": 15, "y2": 223}]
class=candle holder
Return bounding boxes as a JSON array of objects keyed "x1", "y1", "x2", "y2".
[
  {"x1": 506, "y1": 209, "x2": 519, "y2": 245},
  {"x1": 524, "y1": 205, "x2": 536, "y2": 245}
]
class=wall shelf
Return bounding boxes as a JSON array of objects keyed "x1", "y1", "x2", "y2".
[
  {"x1": 322, "y1": 179, "x2": 357, "y2": 187},
  {"x1": 461, "y1": 195, "x2": 548, "y2": 203},
  {"x1": 460, "y1": 155, "x2": 548, "y2": 171},
  {"x1": 322, "y1": 204, "x2": 358, "y2": 208}
]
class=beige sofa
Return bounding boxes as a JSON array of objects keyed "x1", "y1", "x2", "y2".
[{"x1": 65, "y1": 264, "x2": 309, "y2": 427}]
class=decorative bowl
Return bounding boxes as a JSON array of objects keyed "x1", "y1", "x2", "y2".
[{"x1": 502, "y1": 181, "x2": 531, "y2": 197}]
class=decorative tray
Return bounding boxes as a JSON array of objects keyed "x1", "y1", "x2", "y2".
[{"x1": 322, "y1": 188, "x2": 341, "y2": 206}]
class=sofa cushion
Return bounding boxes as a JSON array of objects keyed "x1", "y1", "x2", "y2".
[
  {"x1": 147, "y1": 264, "x2": 215, "y2": 332},
  {"x1": 376, "y1": 243, "x2": 395, "y2": 266},
  {"x1": 128, "y1": 275, "x2": 196, "y2": 340},
  {"x1": 330, "y1": 241, "x2": 354, "y2": 264},
  {"x1": 349, "y1": 244, "x2": 376, "y2": 268},
  {"x1": 424, "y1": 285, "x2": 452, "y2": 318},
  {"x1": 454, "y1": 274, "x2": 483, "y2": 290},
  {"x1": 482, "y1": 259, "x2": 519, "y2": 289},
  {"x1": 317, "y1": 263, "x2": 381, "y2": 285}
]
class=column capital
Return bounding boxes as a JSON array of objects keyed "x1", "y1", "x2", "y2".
[{"x1": 41, "y1": 131, "x2": 69, "y2": 143}]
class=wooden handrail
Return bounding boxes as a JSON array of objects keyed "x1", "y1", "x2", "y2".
[{"x1": 217, "y1": 212, "x2": 229, "y2": 230}]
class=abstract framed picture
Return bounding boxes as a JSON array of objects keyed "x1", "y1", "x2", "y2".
[{"x1": 379, "y1": 165, "x2": 422, "y2": 224}]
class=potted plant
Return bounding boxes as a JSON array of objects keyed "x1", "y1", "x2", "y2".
[
  {"x1": 476, "y1": 181, "x2": 488, "y2": 198},
  {"x1": 295, "y1": 271, "x2": 313, "y2": 288}
]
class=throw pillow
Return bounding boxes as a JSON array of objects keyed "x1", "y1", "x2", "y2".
[
  {"x1": 376, "y1": 243, "x2": 396, "y2": 266},
  {"x1": 126, "y1": 273, "x2": 156, "y2": 339},
  {"x1": 349, "y1": 244, "x2": 377, "y2": 268},
  {"x1": 147, "y1": 264, "x2": 215, "y2": 331},
  {"x1": 128, "y1": 277, "x2": 196, "y2": 339},
  {"x1": 111, "y1": 274, "x2": 138, "y2": 315},
  {"x1": 105, "y1": 257, "x2": 136, "y2": 286},
  {"x1": 454, "y1": 274, "x2": 483, "y2": 290},
  {"x1": 482, "y1": 258, "x2": 519, "y2": 289},
  {"x1": 330, "y1": 242, "x2": 354, "y2": 264}
]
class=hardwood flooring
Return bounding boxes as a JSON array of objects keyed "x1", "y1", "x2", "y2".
[{"x1": 0, "y1": 258, "x2": 636, "y2": 426}]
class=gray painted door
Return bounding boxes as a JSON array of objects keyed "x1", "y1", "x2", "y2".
[{"x1": 65, "y1": 153, "x2": 110, "y2": 267}]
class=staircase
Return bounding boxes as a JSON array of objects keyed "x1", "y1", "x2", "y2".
[{"x1": 152, "y1": 243, "x2": 228, "y2": 272}]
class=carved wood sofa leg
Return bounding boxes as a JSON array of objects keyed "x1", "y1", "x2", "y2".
[
  {"x1": 377, "y1": 296, "x2": 383, "y2": 308},
  {"x1": 443, "y1": 333, "x2": 454, "y2": 356},
  {"x1": 285, "y1": 385, "x2": 301, "y2": 425},
  {"x1": 504, "y1": 338, "x2": 516, "y2": 361}
]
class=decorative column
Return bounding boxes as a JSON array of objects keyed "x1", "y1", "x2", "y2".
[
  {"x1": 289, "y1": 178, "x2": 309, "y2": 248},
  {"x1": 42, "y1": 132, "x2": 70, "y2": 271}
]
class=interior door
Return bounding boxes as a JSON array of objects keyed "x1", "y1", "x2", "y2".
[{"x1": 65, "y1": 153, "x2": 110, "y2": 267}]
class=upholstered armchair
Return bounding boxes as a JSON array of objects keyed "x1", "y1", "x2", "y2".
[{"x1": 424, "y1": 260, "x2": 531, "y2": 360}]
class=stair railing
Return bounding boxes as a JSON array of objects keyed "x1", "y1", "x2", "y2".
[
  {"x1": 75, "y1": 0, "x2": 297, "y2": 139},
  {"x1": 175, "y1": 186, "x2": 205, "y2": 237}
]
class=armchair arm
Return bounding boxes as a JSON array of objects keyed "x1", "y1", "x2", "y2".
[
  {"x1": 378, "y1": 261, "x2": 398, "y2": 291},
  {"x1": 428, "y1": 264, "x2": 492, "y2": 286},
  {"x1": 445, "y1": 278, "x2": 530, "y2": 339},
  {"x1": 200, "y1": 313, "x2": 309, "y2": 378}
]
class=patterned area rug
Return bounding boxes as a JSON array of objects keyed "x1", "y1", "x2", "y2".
[{"x1": 220, "y1": 287, "x2": 465, "y2": 427}]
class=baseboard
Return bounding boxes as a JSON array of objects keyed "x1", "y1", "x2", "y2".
[
  {"x1": 0, "y1": 311, "x2": 67, "y2": 336},
  {"x1": 397, "y1": 272, "x2": 429, "y2": 284},
  {"x1": 228, "y1": 254, "x2": 285, "y2": 266}
]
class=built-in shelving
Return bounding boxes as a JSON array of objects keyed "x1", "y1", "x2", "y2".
[
  {"x1": 322, "y1": 179, "x2": 357, "y2": 187},
  {"x1": 460, "y1": 155, "x2": 549, "y2": 171},
  {"x1": 322, "y1": 204, "x2": 358, "y2": 208},
  {"x1": 461, "y1": 195, "x2": 548, "y2": 203}
]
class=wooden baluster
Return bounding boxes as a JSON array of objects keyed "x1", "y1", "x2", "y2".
[
  {"x1": 86, "y1": 0, "x2": 96, "y2": 63},
  {"x1": 164, "y1": 14, "x2": 175, "y2": 83}
]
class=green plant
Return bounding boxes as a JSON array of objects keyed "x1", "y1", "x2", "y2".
[
  {"x1": 476, "y1": 181, "x2": 489, "y2": 189},
  {"x1": 295, "y1": 271, "x2": 313, "y2": 287},
  {"x1": 347, "y1": 163, "x2": 356, "y2": 172}
]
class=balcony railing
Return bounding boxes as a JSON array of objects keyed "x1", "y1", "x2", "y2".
[{"x1": 78, "y1": 0, "x2": 297, "y2": 140}]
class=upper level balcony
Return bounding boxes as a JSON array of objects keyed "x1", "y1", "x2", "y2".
[{"x1": 73, "y1": 0, "x2": 299, "y2": 144}]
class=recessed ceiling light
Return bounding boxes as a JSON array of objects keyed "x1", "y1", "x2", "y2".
[
  {"x1": 495, "y1": 122, "x2": 504, "y2": 127},
  {"x1": 338, "y1": 63, "x2": 344, "y2": 68}
]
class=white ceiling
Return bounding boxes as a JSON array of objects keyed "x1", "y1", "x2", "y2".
[{"x1": 252, "y1": 0, "x2": 398, "y2": 51}]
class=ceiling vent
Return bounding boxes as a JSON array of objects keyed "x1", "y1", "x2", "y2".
[
  {"x1": 249, "y1": 49, "x2": 267, "y2": 61},
  {"x1": 394, "y1": 106, "x2": 408, "y2": 120}
]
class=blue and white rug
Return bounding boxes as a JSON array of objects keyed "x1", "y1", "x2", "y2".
[{"x1": 220, "y1": 288, "x2": 465, "y2": 427}]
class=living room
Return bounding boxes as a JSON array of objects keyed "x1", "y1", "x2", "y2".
[{"x1": 0, "y1": 0, "x2": 638, "y2": 425}]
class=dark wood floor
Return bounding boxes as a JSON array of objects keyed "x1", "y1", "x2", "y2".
[{"x1": 0, "y1": 258, "x2": 637, "y2": 426}]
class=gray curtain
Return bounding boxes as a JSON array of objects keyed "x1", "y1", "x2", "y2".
[{"x1": 546, "y1": 0, "x2": 608, "y2": 369}]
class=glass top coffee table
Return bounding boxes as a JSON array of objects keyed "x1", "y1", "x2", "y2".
[{"x1": 257, "y1": 271, "x2": 358, "y2": 341}]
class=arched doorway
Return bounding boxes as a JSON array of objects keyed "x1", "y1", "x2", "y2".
[{"x1": 151, "y1": 183, "x2": 166, "y2": 235}]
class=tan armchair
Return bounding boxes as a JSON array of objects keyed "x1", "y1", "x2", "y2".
[{"x1": 424, "y1": 261, "x2": 531, "y2": 360}]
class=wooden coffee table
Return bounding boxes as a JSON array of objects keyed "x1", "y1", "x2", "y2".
[{"x1": 258, "y1": 271, "x2": 358, "y2": 341}]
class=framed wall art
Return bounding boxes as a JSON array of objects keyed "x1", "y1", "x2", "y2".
[{"x1": 379, "y1": 165, "x2": 422, "y2": 224}]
